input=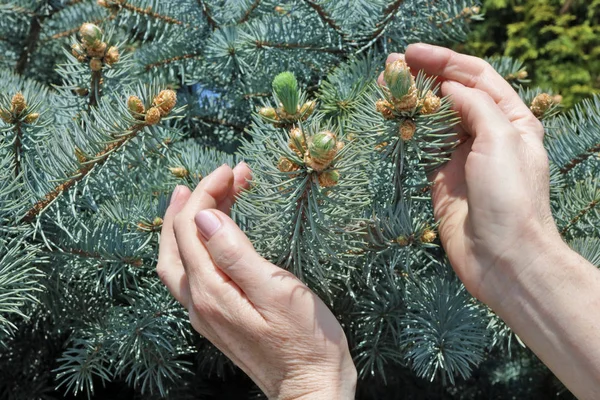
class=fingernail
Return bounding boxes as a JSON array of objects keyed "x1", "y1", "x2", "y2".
[
  {"x1": 195, "y1": 210, "x2": 222, "y2": 240},
  {"x1": 170, "y1": 185, "x2": 183, "y2": 205}
]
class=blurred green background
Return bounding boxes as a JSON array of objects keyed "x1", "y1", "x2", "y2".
[{"x1": 458, "y1": 0, "x2": 600, "y2": 108}]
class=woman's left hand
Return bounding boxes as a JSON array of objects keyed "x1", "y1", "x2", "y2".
[{"x1": 157, "y1": 164, "x2": 357, "y2": 400}]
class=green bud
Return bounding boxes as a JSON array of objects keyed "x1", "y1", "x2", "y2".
[
  {"x1": 384, "y1": 60, "x2": 413, "y2": 100},
  {"x1": 272, "y1": 71, "x2": 299, "y2": 115},
  {"x1": 308, "y1": 130, "x2": 337, "y2": 164},
  {"x1": 79, "y1": 23, "x2": 102, "y2": 46}
]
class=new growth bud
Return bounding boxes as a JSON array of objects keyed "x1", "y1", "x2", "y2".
[
  {"x1": 288, "y1": 127, "x2": 306, "y2": 157},
  {"x1": 419, "y1": 90, "x2": 441, "y2": 114},
  {"x1": 384, "y1": 60, "x2": 414, "y2": 100},
  {"x1": 79, "y1": 23, "x2": 102, "y2": 47},
  {"x1": 90, "y1": 58, "x2": 103, "y2": 71},
  {"x1": 272, "y1": 71, "x2": 299, "y2": 115},
  {"x1": 306, "y1": 130, "x2": 338, "y2": 171},
  {"x1": 168, "y1": 166, "x2": 189, "y2": 178},
  {"x1": 11, "y1": 92, "x2": 27, "y2": 115},
  {"x1": 71, "y1": 43, "x2": 86, "y2": 61},
  {"x1": 127, "y1": 96, "x2": 145, "y2": 117},
  {"x1": 277, "y1": 157, "x2": 300, "y2": 173},
  {"x1": 87, "y1": 41, "x2": 107, "y2": 58},
  {"x1": 259, "y1": 106, "x2": 278, "y2": 120},
  {"x1": 318, "y1": 169, "x2": 340, "y2": 188},
  {"x1": 24, "y1": 113, "x2": 39, "y2": 124},
  {"x1": 420, "y1": 229, "x2": 437, "y2": 244},
  {"x1": 145, "y1": 107, "x2": 161, "y2": 125},
  {"x1": 376, "y1": 99, "x2": 395, "y2": 120},
  {"x1": 299, "y1": 100, "x2": 316, "y2": 118},
  {"x1": 530, "y1": 93, "x2": 553, "y2": 118},
  {"x1": 399, "y1": 119, "x2": 416, "y2": 141},
  {"x1": 153, "y1": 89, "x2": 177, "y2": 116},
  {"x1": 104, "y1": 46, "x2": 120, "y2": 65}
]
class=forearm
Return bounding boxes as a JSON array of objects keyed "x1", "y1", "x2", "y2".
[{"x1": 495, "y1": 238, "x2": 600, "y2": 400}]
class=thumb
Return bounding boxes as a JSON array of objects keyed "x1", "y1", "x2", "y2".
[{"x1": 194, "y1": 209, "x2": 279, "y2": 301}]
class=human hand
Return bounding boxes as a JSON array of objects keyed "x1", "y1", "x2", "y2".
[
  {"x1": 379, "y1": 44, "x2": 565, "y2": 310},
  {"x1": 157, "y1": 164, "x2": 356, "y2": 400}
]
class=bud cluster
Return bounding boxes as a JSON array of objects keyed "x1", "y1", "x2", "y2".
[
  {"x1": 0, "y1": 92, "x2": 39, "y2": 125},
  {"x1": 259, "y1": 100, "x2": 316, "y2": 126},
  {"x1": 72, "y1": 23, "x2": 119, "y2": 71},
  {"x1": 375, "y1": 60, "x2": 442, "y2": 129},
  {"x1": 127, "y1": 89, "x2": 177, "y2": 125},
  {"x1": 259, "y1": 72, "x2": 316, "y2": 126},
  {"x1": 395, "y1": 227, "x2": 437, "y2": 247},
  {"x1": 277, "y1": 127, "x2": 343, "y2": 188}
]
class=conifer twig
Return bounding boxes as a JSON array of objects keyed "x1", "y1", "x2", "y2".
[
  {"x1": 13, "y1": 121, "x2": 23, "y2": 177},
  {"x1": 144, "y1": 53, "x2": 202, "y2": 71},
  {"x1": 23, "y1": 125, "x2": 144, "y2": 221},
  {"x1": 356, "y1": 0, "x2": 404, "y2": 53},
  {"x1": 118, "y1": 1, "x2": 184, "y2": 25},
  {"x1": 255, "y1": 40, "x2": 344, "y2": 55},
  {"x1": 238, "y1": 0, "x2": 261, "y2": 23},
  {"x1": 89, "y1": 70, "x2": 102, "y2": 108},
  {"x1": 560, "y1": 142, "x2": 600, "y2": 174},
  {"x1": 303, "y1": 0, "x2": 347, "y2": 40},
  {"x1": 193, "y1": 116, "x2": 245, "y2": 132},
  {"x1": 15, "y1": 17, "x2": 42, "y2": 74},
  {"x1": 197, "y1": 0, "x2": 218, "y2": 30},
  {"x1": 560, "y1": 198, "x2": 599, "y2": 236}
]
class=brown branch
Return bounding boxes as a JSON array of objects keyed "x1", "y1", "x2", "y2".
[
  {"x1": 560, "y1": 198, "x2": 599, "y2": 236},
  {"x1": 144, "y1": 52, "x2": 202, "y2": 71},
  {"x1": 193, "y1": 116, "x2": 245, "y2": 132},
  {"x1": 303, "y1": 0, "x2": 347, "y2": 39},
  {"x1": 24, "y1": 126, "x2": 144, "y2": 221},
  {"x1": 358, "y1": 0, "x2": 404, "y2": 51},
  {"x1": 239, "y1": 0, "x2": 261, "y2": 23},
  {"x1": 15, "y1": 16, "x2": 42, "y2": 74},
  {"x1": 255, "y1": 40, "x2": 345, "y2": 55},
  {"x1": 120, "y1": 2, "x2": 183, "y2": 25},
  {"x1": 14, "y1": 0, "x2": 86, "y2": 73},
  {"x1": 89, "y1": 70, "x2": 102, "y2": 108},
  {"x1": 197, "y1": 0, "x2": 218, "y2": 30},
  {"x1": 14, "y1": 122, "x2": 23, "y2": 177},
  {"x1": 560, "y1": 142, "x2": 600, "y2": 174}
]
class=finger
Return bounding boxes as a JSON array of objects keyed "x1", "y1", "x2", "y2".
[
  {"x1": 174, "y1": 165, "x2": 237, "y2": 291},
  {"x1": 218, "y1": 162, "x2": 252, "y2": 214},
  {"x1": 405, "y1": 43, "x2": 542, "y2": 136},
  {"x1": 157, "y1": 185, "x2": 192, "y2": 305},
  {"x1": 441, "y1": 81, "x2": 519, "y2": 144},
  {"x1": 194, "y1": 209, "x2": 284, "y2": 303}
]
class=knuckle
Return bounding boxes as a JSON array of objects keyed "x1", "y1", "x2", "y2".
[{"x1": 190, "y1": 293, "x2": 217, "y2": 317}]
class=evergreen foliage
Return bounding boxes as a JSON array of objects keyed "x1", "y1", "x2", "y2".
[
  {"x1": 0, "y1": 0, "x2": 598, "y2": 399},
  {"x1": 461, "y1": 0, "x2": 600, "y2": 108}
]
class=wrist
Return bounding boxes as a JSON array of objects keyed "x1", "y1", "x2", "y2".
[
  {"x1": 275, "y1": 363, "x2": 357, "y2": 400},
  {"x1": 477, "y1": 226, "x2": 569, "y2": 312}
]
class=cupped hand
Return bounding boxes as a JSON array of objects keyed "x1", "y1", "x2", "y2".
[
  {"x1": 379, "y1": 44, "x2": 563, "y2": 310},
  {"x1": 157, "y1": 164, "x2": 356, "y2": 400}
]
